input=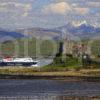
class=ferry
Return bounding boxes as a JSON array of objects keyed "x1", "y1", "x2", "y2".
[{"x1": 0, "y1": 57, "x2": 38, "y2": 67}]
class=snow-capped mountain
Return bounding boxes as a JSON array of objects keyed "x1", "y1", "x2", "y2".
[
  {"x1": 16, "y1": 21, "x2": 100, "y2": 40},
  {"x1": 72, "y1": 20, "x2": 88, "y2": 27},
  {"x1": 55, "y1": 21, "x2": 100, "y2": 39},
  {"x1": 0, "y1": 20, "x2": 100, "y2": 42}
]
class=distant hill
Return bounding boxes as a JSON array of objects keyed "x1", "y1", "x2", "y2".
[
  {"x1": 0, "y1": 38, "x2": 58, "y2": 57},
  {"x1": 16, "y1": 21, "x2": 100, "y2": 40},
  {"x1": 17, "y1": 27, "x2": 59, "y2": 40},
  {"x1": 0, "y1": 29, "x2": 25, "y2": 42},
  {"x1": 54, "y1": 21, "x2": 100, "y2": 39},
  {"x1": 0, "y1": 21, "x2": 100, "y2": 42}
]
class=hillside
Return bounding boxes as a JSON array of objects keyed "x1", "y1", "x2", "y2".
[
  {"x1": 0, "y1": 38, "x2": 58, "y2": 58},
  {"x1": 16, "y1": 21, "x2": 100, "y2": 40},
  {"x1": 54, "y1": 21, "x2": 100, "y2": 39},
  {"x1": 0, "y1": 21, "x2": 100, "y2": 43},
  {"x1": 17, "y1": 27, "x2": 59, "y2": 39},
  {"x1": 0, "y1": 29, "x2": 25, "y2": 42}
]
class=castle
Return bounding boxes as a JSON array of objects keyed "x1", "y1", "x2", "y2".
[{"x1": 59, "y1": 37, "x2": 91, "y2": 58}]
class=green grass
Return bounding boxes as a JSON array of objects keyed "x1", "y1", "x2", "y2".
[
  {"x1": 91, "y1": 39, "x2": 100, "y2": 57},
  {"x1": 0, "y1": 38, "x2": 58, "y2": 57},
  {"x1": 1, "y1": 38, "x2": 100, "y2": 58},
  {"x1": 0, "y1": 67, "x2": 100, "y2": 76},
  {"x1": 0, "y1": 38, "x2": 100, "y2": 70}
]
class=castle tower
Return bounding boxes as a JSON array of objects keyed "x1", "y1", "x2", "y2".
[{"x1": 63, "y1": 37, "x2": 73, "y2": 55}]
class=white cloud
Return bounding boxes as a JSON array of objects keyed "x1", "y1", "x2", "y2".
[
  {"x1": 0, "y1": 2, "x2": 31, "y2": 8},
  {"x1": 42, "y1": 2, "x2": 72, "y2": 15},
  {"x1": 88, "y1": 2, "x2": 100, "y2": 7},
  {"x1": 22, "y1": 12, "x2": 28, "y2": 17},
  {"x1": 42, "y1": 2, "x2": 90, "y2": 15},
  {"x1": 71, "y1": 3, "x2": 89, "y2": 14},
  {"x1": 74, "y1": 7, "x2": 89, "y2": 14},
  {"x1": 0, "y1": 2, "x2": 32, "y2": 17}
]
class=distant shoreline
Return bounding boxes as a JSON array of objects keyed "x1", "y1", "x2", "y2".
[{"x1": 0, "y1": 74, "x2": 100, "y2": 82}]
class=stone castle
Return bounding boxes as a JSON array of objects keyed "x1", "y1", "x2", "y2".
[{"x1": 59, "y1": 37, "x2": 91, "y2": 57}]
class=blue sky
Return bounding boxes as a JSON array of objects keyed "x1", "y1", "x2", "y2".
[{"x1": 0, "y1": 0, "x2": 100, "y2": 29}]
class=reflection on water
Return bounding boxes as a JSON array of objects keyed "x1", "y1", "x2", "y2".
[{"x1": 0, "y1": 79, "x2": 100, "y2": 100}]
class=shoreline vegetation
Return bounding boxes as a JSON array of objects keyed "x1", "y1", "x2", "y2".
[
  {"x1": 0, "y1": 37, "x2": 100, "y2": 82},
  {"x1": 0, "y1": 67, "x2": 100, "y2": 81}
]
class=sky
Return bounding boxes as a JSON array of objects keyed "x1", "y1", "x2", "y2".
[{"x1": 0, "y1": 0, "x2": 100, "y2": 29}]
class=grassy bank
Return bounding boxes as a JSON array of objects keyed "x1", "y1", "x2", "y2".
[{"x1": 0, "y1": 67, "x2": 100, "y2": 77}]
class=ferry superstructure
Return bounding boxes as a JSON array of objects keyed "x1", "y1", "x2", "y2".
[{"x1": 0, "y1": 57, "x2": 38, "y2": 67}]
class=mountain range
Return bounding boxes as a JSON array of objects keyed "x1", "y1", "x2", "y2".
[
  {"x1": 55, "y1": 21, "x2": 100, "y2": 39},
  {"x1": 0, "y1": 21, "x2": 100, "y2": 42},
  {"x1": 0, "y1": 28, "x2": 25, "y2": 42}
]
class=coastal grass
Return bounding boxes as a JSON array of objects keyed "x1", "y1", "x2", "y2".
[{"x1": 0, "y1": 67, "x2": 100, "y2": 77}]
